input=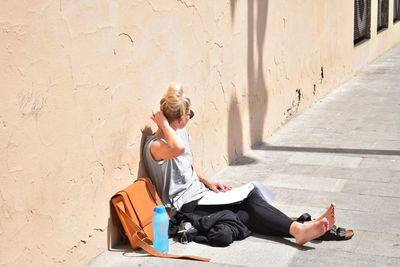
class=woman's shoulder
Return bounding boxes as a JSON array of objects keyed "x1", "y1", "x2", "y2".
[
  {"x1": 144, "y1": 134, "x2": 161, "y2": 149},
  {"x1": 143, "y1": 135, "x2": 166, "y2": 163}
]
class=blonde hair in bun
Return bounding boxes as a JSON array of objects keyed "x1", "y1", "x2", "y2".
[{"x1": 160, "y1": 83, "x2": 191, "y2": 122}]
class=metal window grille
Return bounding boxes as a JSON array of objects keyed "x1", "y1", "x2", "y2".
[
  {"x1": 354, "y1": 0, "x2": 371, "y2": 45},
  {"x1": 394, "y1": 0, "x2": 400, "y2": 22},
  {"x1": 377, "y1": 0, "x2": 389, "y2": 31}
]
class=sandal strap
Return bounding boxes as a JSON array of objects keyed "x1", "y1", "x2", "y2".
[
  {"x1": 329, "y1": 225, "x2": 337, "y2": 234},
  {"x1": 336, "y1": 227, "x2": 346, "y2": 237},
  {"x1": 296, "y1": 213, "x2": 312, "y2": 223}
]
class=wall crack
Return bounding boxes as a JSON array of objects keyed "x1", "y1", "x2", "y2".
[
  {"x1": 118, "y1": 33, "x2": 134, "y2": 46},
  {"x1": 214, "y1": 42, "x2": 223, "y2": 48},
  {"x1": 285, "y1": 88, "x2": 303, "y2": 119},
  {"x1": 177, "y1": 0, "x2": 195, "y2": 8}
]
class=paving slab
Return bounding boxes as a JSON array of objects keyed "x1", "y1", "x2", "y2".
[
  {"x1": 87, "y1": 45, "x2": 400, "y2": 266},
  {"x1": 287, "y1": 153, "x2": 363, "y2": 168}
]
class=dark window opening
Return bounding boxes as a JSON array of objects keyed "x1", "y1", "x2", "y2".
[
  {"x1": 354, "y1": 0, "x2": 371, "y2": 45},
  {"x1": 377, "y1": 0, "x2": 389, "y2": 32},
  {"x1": 394, "y1": 0, "x2": 400, "y2": 22}
]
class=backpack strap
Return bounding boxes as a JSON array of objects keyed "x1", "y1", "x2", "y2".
[{"x1": 114, "y1": 200, "x2": 210, "y2": 262}]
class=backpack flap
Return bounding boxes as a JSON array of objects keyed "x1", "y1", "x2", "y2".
[
  {"x1": 111, "y1": 194, "x2": 150, "y2": 250},
  {"x1": 121, "y1": 178, "x2": 163, "y2": 241}
]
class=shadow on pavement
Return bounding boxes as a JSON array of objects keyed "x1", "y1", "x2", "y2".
[
  {"x1": 251, "y1": 233, "x2": 315, "y2": 251},
  {"x1": 254, "y1": 142, "x2": 400, "y2": 156}
]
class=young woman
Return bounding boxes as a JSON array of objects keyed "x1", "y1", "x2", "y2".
[{"x1": 143, "y1": 84, "x2": 335, "y2": 246}]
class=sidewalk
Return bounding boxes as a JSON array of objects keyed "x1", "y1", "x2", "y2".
[{"x1": 87, "y1": 44, "x2": 400, "y2": 267}]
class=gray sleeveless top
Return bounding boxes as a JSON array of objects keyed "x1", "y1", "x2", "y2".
[{"x1": 143, "y1": 128, "x2": 209, "y2": 211}]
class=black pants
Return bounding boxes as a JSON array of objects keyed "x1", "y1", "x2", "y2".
[{"x1": 181, "y1": 190, "x2": 293, "y2": 237}]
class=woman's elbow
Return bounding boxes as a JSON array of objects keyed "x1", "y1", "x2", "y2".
[{"x1": 172, "y1": 145, "x2": 185, "y2": 157}]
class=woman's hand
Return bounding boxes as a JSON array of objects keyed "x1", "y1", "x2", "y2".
[
  {"x1": 149, "y1": 110, "x2": 185, "y2": 160},
  {"x1": 206, "y1": 180, "x2": 232, "y2": 193},
  {"x1": 151, "y1": 110, "x2": 169, "y2": 129},
  {"x1": 195, "y1": 166, "x2": 232, "y2": 193}
]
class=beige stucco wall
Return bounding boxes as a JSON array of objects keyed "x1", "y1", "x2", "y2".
[{"x1": 0, "y1": 1, "x2": 399, "y2": 266}]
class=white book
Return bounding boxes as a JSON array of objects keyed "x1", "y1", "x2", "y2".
[{"x1": 197, "y1": 181, "x2": 275, "y2": 205}]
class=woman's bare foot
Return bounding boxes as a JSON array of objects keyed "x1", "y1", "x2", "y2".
[
  {"x1": 317, "y1": 203, "x2": 336, "y2": 229},
  {"x1": 290, "y1": 219, "x2": 329, "y2": 245}
]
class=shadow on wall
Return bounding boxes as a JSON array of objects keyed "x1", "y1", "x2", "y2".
[
  {"x1": 227, "y1": 94, "x2": 257, "y2": 165},
  {"x1": 228, "y1": 0, "x2": 269, "y2": 163},
  {"x1": 136, "y1": 125, "x2": 153, "y2": 178},
  {"x1": 230, "y1": 0, "x2": 237, "y2": 23},
  {"x1": 227, "y1": 94, "x2": 243, "y2": 163},
  {"x1": 248, "y1": 0, "x2": 269, "y2": 146}
]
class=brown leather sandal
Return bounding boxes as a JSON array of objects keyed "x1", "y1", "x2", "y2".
[{"x1": 292, "y1": 213, "x2": 354, "y2": 241}]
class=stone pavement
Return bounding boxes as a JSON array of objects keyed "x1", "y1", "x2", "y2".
[{"x1": 87, "y1": 44, "x2": 400, "y2": 266}]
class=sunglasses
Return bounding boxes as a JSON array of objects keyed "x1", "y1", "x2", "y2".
[{"x1": 188, "y1": 109, "x2": 195, "y2": 119}]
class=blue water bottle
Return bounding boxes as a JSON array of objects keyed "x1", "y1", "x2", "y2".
[{"x1": 152, "y1": 205, "x2": 169, "y2": 253}]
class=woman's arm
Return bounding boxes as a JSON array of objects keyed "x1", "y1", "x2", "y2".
[
  {"x1": 195, "y1": 165, "x2": 232, "y2": 192},
  {"x1": 150, "y1": 111, "x2": 185, "y2": 160}
]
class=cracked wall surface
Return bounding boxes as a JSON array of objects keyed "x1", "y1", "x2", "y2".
[{"x1": 1, "y1": 0, "x2": 399, "y2": 266}]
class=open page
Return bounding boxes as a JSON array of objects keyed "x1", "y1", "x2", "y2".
[
  {"x1": 251, "y1": 181, "x2": 275, "y2": 204},
  {"x1": 197, "y1": 181, "x2": 275, "y2": 205},
  {"x1": 197, "y1": 183, "x2": 254, "y2": 205}
]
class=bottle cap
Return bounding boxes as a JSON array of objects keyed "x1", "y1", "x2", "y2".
[{"x1": 154, "y1": 205, "x2": 166, "y2": 213}]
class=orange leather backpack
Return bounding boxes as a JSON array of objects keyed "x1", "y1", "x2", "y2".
[{"x1": 111, "y1": 177, "x2": 209, "y2": 261}]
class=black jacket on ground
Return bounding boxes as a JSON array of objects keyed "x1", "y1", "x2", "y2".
[{"x1": 169, "y1": 209, "x2": 252, "y2": 247}]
